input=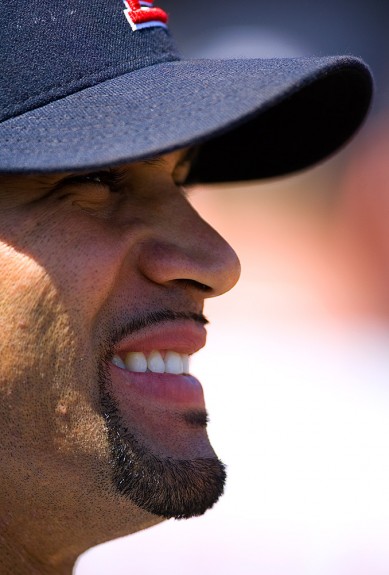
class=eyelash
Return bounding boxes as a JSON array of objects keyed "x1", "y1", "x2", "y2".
[
  {"x1": 63, "y1": 171, "x2": 121, "y2": 191},
  {"x1": 60, "y1": 156, "x2": 193, "y2": 192}
]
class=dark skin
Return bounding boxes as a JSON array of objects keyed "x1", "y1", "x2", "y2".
[{"x1": 0, "y1": 149, "x2": 240, "y2": 574}]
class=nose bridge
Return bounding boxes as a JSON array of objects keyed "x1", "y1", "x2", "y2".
[{"x1": 137, "y1": 195, "x2": 241, "y2": 297}]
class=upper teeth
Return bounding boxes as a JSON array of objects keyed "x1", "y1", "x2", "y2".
[{"x1": 111, "y1": 351, "x2": 190, "y2": 375}]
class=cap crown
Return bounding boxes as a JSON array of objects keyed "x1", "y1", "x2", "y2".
[{"x1": 0, "y1": 0, "x2": 179, "y2": 123}]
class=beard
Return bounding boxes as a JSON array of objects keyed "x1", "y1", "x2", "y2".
[{"x1": 99, "y1": 361, "x2": 226, "y2": 520}]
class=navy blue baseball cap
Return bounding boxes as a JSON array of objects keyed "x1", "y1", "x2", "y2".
[{"x1": 0, "y1": 0, "x2": 373, "y2": 182}]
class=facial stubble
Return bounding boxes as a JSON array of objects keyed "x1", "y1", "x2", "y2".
[{"x1": 98, "y1": 356, "x2": 226, "y2": 520}]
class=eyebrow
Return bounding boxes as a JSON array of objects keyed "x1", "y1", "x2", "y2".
[
  {"x1": 142, "y1": 146, "x2": 197, "y2": 168},
  {"x1": 141, "y1": 156, "x2": 167, "y2": 168}
]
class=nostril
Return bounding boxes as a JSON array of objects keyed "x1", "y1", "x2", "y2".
[{"x1": 173, "y1": 278, "x2": 213, "y2": 293}]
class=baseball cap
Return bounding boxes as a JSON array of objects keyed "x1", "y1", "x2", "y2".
[{"x1": 0, "y1": 0, "x2": 373, "y2": 182}]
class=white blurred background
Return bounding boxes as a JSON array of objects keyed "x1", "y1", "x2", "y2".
[{"x1": 76, "y1": 2, "x2": 389, "y2": 573}]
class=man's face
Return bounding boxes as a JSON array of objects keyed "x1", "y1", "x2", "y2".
[{"x1": 0, "y1": 150, "x2": 240, "y2": 558}]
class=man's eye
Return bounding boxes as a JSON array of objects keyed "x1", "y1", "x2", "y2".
[
  {"x1": 81, "y1": 174, "x2": 105, "y2": 184},
  {"x1": 61, "y1": 171, "x2": 120, "y2": 191}
]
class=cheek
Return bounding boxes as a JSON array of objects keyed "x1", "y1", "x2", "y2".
[
  {"x1": 0, "y1": 240, "x2": 71, "y2": 374},
  {"x1": 7, "y1": 214, "x2": 131, "y2": 327},
  {"x1": 0, "y1": 239, "x2": 108, "y2": 453},
  {"x1": 52, "y1": 237, "x2": 121, "y2": 317},
  {"x1": 0, "y1": 243, "x2": 52, "y2": 354},
  {"x1": 0, "y1": 221, "x2": 120, "y2": 413}
]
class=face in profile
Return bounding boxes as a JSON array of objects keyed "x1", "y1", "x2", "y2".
[{"x1": 0, "y1": 149, "x2": 240, "y2": 561}]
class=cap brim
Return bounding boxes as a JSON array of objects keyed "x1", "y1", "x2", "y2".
[{"x1": 0, "y1": 56, "x2": 372, "y2": 181}]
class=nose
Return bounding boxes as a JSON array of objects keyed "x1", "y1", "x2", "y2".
[{"x1": 137, "y1": 196, "x2": 241, "y2": 298}]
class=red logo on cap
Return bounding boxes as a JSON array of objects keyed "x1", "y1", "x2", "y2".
[{"x1": 123, "y1": 0, "x2": 168, "y2": 31}]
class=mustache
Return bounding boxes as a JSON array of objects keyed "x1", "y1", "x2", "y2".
[{"x1": 104, "y1": 309, "x2": 209, "y2": 356}]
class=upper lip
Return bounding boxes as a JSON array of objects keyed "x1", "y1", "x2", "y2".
[{"x1": 113, "y1": 319, "x2": 207, "y2": 357}]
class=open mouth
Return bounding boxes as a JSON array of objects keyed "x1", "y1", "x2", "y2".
[
  {"x1": 108, "y1": 318, "x2": 207, "y2": 407},
  {"x1": 102, "y1": 314, "x2": 221, "y2": 483},
  {"x1": 112, "y1": 350, "x2": 190, "y2": 375}
]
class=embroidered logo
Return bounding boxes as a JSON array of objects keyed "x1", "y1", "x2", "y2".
[{"x1": 123, "y1": 0, "x2": 168, "y2": 31}]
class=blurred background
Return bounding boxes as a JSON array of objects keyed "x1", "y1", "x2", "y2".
[{"x1": 76, "y1": 1, "x2": 389, "y2": 574}]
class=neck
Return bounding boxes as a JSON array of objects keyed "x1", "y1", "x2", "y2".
[
  {"x1": 0, "y1": 439, "x2": 161, "y2": 574},
  {"x1": 0, "y1": 458, "x2": 87, "y2": 574},
  {"x1": 0, "y1": 462, "x2": 161, "y2": 575},
  {"x1": 0, "y1": 518, "x2": 79, "y2": 575}
]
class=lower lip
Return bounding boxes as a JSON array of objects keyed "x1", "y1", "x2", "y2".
[{"x1": 109, "y1": 363, "x2": 206, "y2": 407}]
